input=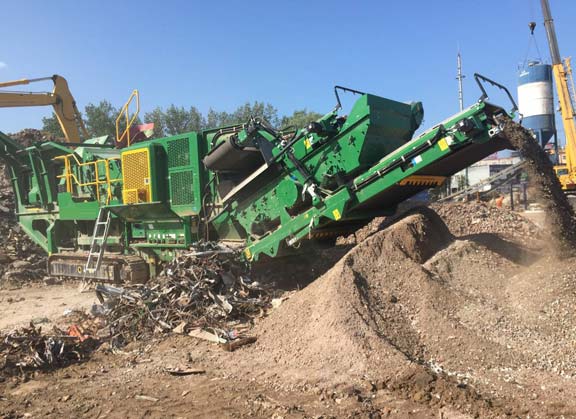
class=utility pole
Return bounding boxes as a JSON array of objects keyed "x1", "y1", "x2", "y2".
[
  {"x1": 456, "y1": 51, "x2": 469, "y2": 190},
  {"x1": 457, "y1": 51, "x2": 465, "y2": 112}
]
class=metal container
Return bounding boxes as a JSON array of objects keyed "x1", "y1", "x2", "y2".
[{"x1": 518, "y1": 61, "x2": 555, "y2": 147}]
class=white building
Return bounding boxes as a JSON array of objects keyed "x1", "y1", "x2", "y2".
[{"x1": 450, "y1": 154, "x2": 521, "y2": 192}]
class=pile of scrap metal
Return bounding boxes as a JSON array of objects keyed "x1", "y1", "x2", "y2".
[
  {"x1": 95, "y1": 247, "x2": 272, "y2": 348},
  {"x1": 1, "y1": 323, "x2": 98, "y2": 379}
]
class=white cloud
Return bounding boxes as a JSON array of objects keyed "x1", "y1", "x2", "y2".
[{"x1": 0, "y1": 62, "x2": 6, "y2": 69}]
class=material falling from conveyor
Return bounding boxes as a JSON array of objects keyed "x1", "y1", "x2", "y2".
[{"x1": 499, "y1": 118, "x2": 576, "y2": 253}]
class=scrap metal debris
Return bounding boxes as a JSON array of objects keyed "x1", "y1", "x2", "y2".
[
  {"x1": 95, "y1": 249, "x2": 272, "y2": 348},
  {"x1": 0, "y1": 323, "x2": 97, "y2": 379},
  {"x1": 164, "y1": 366, "x2": 206, "y2": 376},
  {"x1": 221, "y1": 336, "x2": 258, "y2": 352},
  {"x1": 1, "y1": 247, "x2": 271, "y2": 379},
  {"x1": 0, "y1": 130, "x2": 51, "y2": 288}
]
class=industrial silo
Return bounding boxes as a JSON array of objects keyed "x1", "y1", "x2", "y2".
[{"x1": 517, "y1": 61, "x2": 555, "y2": 147}]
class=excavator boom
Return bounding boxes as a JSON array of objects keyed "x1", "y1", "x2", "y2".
[{"x1": 0, "y1": 75, "x2": 88, "y2": 143}]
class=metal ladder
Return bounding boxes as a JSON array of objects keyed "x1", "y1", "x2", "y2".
[{"x1": 84, "y1": 207, "x2": 111, "y2": 278}]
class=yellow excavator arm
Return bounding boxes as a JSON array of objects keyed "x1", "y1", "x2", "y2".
[{"x1": 0, "y1": 75, "x2": 88, "y2": 143}]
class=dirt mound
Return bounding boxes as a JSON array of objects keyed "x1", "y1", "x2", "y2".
[
  {"x1": 237, "y1": 207, "x2": 576, "y2": 417},
  {"x1": 253, "y1": 210, "x2": 508, "y2": 379},
  {"x1": 430, "y1": 201, "x2": 542, "y2": 245}
]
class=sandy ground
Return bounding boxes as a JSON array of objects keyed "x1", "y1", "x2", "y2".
[
  {"x1": 0, "y1": 285, "x2": 97, "y2": 332},
  {"x1": 2, "y1": 205, "x2": 576, "y2": 418},
  {"x1": 1, "y1": 335, "x2": 460, "y2": 418}
]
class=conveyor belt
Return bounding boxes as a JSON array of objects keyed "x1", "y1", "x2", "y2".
[{"x1": 438, "y1": 160, "x2": 527, "y2": 202}]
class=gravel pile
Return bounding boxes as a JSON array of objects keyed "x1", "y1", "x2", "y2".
[
  {"x1": 220, "y1": 207, "x2": 576, "y2": 417},
  {"x1": 430, "y1": 201, "x2": 542, "y2": 246}
]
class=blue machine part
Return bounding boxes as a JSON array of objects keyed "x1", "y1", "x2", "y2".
[{"x1": 518, "y1": 62, "x2": 555, "y2": 147}]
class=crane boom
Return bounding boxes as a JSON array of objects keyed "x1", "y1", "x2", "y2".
[
  {"x1": 0, "y1": 75, "x2": 88, "y2": 143},
  {"x1": 540, "y1": 0, "x2": 576, "y2": 190},
  {"x1": 541, "y1": 0, "x2": 562, "y2": 64}
]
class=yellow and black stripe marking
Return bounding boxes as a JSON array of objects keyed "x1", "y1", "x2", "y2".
[{"x1": 398, "y1": 175, "x2": 446, "y2": 187}]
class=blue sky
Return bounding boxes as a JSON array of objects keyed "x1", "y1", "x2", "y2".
[{"x1": 1, "y1": 0, "x2": 575, "y2": 136}]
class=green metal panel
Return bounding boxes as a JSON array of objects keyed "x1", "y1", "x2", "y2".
[
  {"x1": 165, "y1": 133, "x2": 204, "y2": 216},
  {"x1": 170, "y1": 169, "x2": 195, "y2": 206},
  {"x1": 58, "y1": 193, "x2": 101, "y2": 220},
  {"x1": 167, "y1": 137, "x2": 191, "y2": 168}
]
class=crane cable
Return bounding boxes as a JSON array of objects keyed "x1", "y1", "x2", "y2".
[{"x1": 522, "y1": 0, "x2": 543, "y2": 68}]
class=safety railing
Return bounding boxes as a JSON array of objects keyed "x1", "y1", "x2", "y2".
[
  {"x1": 54, "y1": 154, "x2": 122, "y2": 204},
  {"x1": 116, "y1": 90, "x2": 140, "y2": 147}
]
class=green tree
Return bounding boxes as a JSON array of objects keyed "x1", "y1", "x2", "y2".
[
  {"x1": 84, "y1": 100, "x2": 118, "y2": 137},
  {"x1": 205, "y1": 108, "x2": 229, "y2": 129},
  {"x1": 163, "y1": 105, "x2": 204, "y2": 135},
  {"x1": 205, "y1": 102, "x2": 279, "y2": 129},
  {"x1": 280, "y1": 109, "x2": 323, "y2": 130},
  {"x1": 456, "y1": 174, "x2": 469, "y2": 191},
  {"x1": 41, "y1": 114, "x2": 64, "y2": 138},
  {"x1": 143, "y1": 107, "x2": 166, "y2": 138},
  {"x1": 231, "y1": 101, "x2": 279, "y2": 127}
]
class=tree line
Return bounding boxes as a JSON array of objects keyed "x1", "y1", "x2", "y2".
[{"x1": 42, "y1": 100, "x2": 323, "y2": 140}]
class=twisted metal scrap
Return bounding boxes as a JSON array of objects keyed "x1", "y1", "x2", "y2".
[
  {"x1": 1, "y1": 323, "x2": 96, "y2": 379},
  {"x1": 103, "y1": 250, "x2": 271, "y2": 346}
]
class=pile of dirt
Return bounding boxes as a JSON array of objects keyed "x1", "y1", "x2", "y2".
[
  {"x1": 430, "y1": 200, "x2": 542, "y2": 246},
  {"x1": 500, "y1": 118, "x2": 576, "y2": 253},
  {"x1": 339, "y1": 200, "x2": 543, "y2": 251},
  {"x1": 229, "y1": 207, "x2": 576, "y2": 417}
]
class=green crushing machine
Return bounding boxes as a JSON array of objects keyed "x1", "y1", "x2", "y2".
[{"x1": 0, "y1": 77, "x2": 518, "y2": 282}]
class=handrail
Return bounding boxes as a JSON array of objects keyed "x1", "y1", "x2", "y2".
[
  {"x1": 54, "y1": 154, "x2": 121, "y2": 203},
  {"x1": 116, "y1": 90, "x2": 140, "y2": 147},
  {"x1": 473, "y1": 73, "x2": 518, "y2": 114}
]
